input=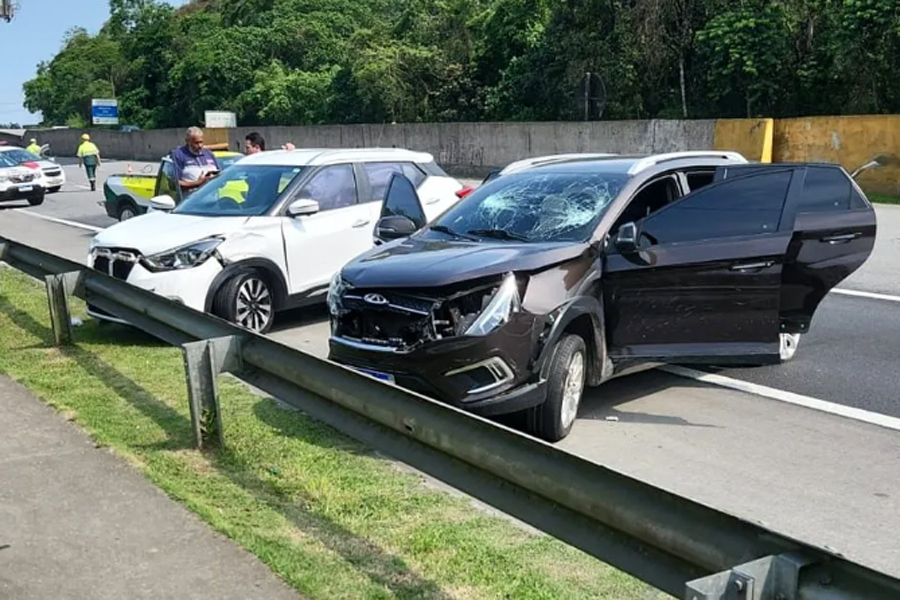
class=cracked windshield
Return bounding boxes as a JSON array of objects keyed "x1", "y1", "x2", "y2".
[
  {"x1": 174, "y1": 165, "x2": 306, "y2": 217},
  {"x1": 433, "y1": 171, "x2": 630, "y2": 242}
]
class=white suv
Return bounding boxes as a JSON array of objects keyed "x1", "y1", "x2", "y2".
[{"x1": 86, "y1": 147, "x2": 466, "y2": 332}]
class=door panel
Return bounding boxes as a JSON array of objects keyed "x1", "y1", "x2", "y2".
[
  {"x1": 778, "y1": 167, "x2": 877, "y2": 333},
  {"x1": 603, "y1": 168, "x2": 796, "y2": 364},
  {"x1": 281, "y1": 164, "x2": 373, "y2": 296}
]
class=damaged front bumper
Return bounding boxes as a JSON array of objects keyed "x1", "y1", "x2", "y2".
[{"x1": 328, "y1": 272, "x2": 552, "y2": 415}]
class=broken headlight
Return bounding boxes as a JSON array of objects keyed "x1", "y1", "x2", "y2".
[
  {"x1": 327, "y1": 271, "x2": 347, "y2": 316},
  {"x1": 464, "y1": 273, "x2": 520, "y2": 336},
  {"x1": 141, "y1": 237, "x2": 223, "y2": 272}
]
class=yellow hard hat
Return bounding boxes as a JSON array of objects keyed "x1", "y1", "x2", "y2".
[{"x1": 82, "y1": 133, "x2": 90, "y2": 140}]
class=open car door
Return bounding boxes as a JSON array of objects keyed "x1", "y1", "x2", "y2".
[
  {"x1": 603, "y1": 166, "x2": 798, "y2": 365},
  {"x1": 373, "y1": 173, "x2": 427, "y2": 244}
]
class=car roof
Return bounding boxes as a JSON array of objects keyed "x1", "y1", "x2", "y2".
[
  {"x1": 236, "y1": 147, "x2": 436, "y2": 167},
  {"x1": 499, "y1": 152, "x2": 620, "y2": 174},
  {"x1": 515, "y1": 151, "x2": 748, "y2": 176}
]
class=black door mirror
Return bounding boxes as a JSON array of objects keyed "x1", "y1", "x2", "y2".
[
  {"x1": 615, "y1": 222, "x2": 639, "y2": 253},
  {"x1": 375, "y1": 215, "x2": 417, "y2": 241}
]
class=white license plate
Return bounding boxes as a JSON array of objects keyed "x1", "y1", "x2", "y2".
[
  {"x1": 18, "y1": 185, "x2": 33, "y2": 192},
  {"x1": 354, "y1": 367, "x2": 395, "y2": 383}
]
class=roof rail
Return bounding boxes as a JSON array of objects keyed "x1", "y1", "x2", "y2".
[{"x1": 627, "y1": 151, "x2": 747, "y2": 175}]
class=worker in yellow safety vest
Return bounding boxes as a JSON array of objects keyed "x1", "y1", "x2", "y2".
[
  {"x1": 76, "y1": 133, "x2": 102, "y2": 191},
  {"x1": 25, "y1": 138, "x2": 42, "y2": 156}
]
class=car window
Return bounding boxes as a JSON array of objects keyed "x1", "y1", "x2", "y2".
[
  {"x1": 613, "y1": 175, "x2": 680, "y2": 231},
  {"x1": 799, "y1": 166, "x2": 851, "y2": 212},
  {"x1": 173, "y1": 164, "x2": 306, "y2": 217},
  {"x1": 363, "y1": 162, "x2": 425, "y2": 202},
  {"x1": 686, "y1": 171, "x2": 715, "y2": 191},
  {"x1": 157, "y1": 161, "x2": 179, "y2": 199},
  {"x1": 382, "y1": 174, "x2": 428, "y2": 228},
  {"x1": 433, "y1": 170, "x2": 630, "y2": 243},
  {"x1": 301, "y1": 164, "x2": 358, "y2": 211},
  {"x1": 640, "y1": 170, "x2": 793, "y2": 244}
]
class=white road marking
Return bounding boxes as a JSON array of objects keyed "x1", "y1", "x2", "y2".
[
  {"x1": 14, "y1": 210, "x2": 103, "y2": 233},
  {"x1": 661, "y1": 364, "x2": 900, "y2": 433},
  {"x1": 72, "y1": 184, "x2": 92, "y2": 190},
  {"x1": 831, "y1": 288, "x2": 900, "y2": 303}
]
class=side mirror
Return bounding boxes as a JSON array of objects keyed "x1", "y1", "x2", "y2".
[
  {"x1": 615, "y1": 222, "x2": 639, "y2": 253},
  {"x1": 375, "y1": 215, "x2": 417, "y2": 241},
  {"x1": 149, "y1": 194, "x2": 176, "y2": 211},
  {"x1": 288, "y1": 198, "x2": 319, "y2": 217}
]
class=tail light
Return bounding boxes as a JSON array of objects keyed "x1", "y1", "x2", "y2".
[{"x1": 455, "y1": 186, "x2": 474, "y2": 199}]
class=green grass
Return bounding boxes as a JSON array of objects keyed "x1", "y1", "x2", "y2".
[
  {"x1": 0, "y1": 267, "x2": 668, "y2": 600},
  {"x1": 869, "y1": 194, "x2": 900, "y2": 205}
]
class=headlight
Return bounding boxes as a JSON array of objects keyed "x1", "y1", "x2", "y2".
[
  {"x1": 464, "y1": 273, "x2": 521, "y2": 336},
  {"x1": 326, "y1": 271, "x2": 347, "y2": 316},
  {"x1": 141, "y1": 237, "x2": 224, "y2": 272}
]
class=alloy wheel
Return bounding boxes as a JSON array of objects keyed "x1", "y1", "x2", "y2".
[
  {"x1": 779, "y1": 333, "x2": 800, "y2": 361},
  {"x1": 235, "y1": 277, "x2": 273, "y2": 332},
  {"x1": 560, "y1": 350, "x2": 585, "y2": 429}
]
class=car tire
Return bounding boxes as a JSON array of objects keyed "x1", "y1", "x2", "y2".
[
  {"x1": 118, "y1": 200, "x2": 138, "y2": 221},
  {"x1": 48, "y1": 186, "x2": 61, "y2": 194},
  {"x1": 27, "y1": 193, "x2": 45, "y2": 206},
  {"x1": 779, "y1": 333, "x2": 801, "y2": 362},
  {"x1": 525, "y1": 334, "x2": 587, "y2": 442},
  {"x1": 212, "y1": 270, "x2": 276, "y2": 334}
]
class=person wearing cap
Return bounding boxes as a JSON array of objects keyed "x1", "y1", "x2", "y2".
[
  {"x1": 25, "y1": 138, "x2": 42, "y2": 156},
  {"x1": 76, "y1": 133, "x2": 102, "y2": 191}
]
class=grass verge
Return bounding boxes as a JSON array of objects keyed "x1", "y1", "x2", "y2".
[
  {"x1": 869, "y1": 194, "x2": 900, "y2": 205},
  {"x1": 0, "y1": 267, "x2": 668, "y2": 600}
]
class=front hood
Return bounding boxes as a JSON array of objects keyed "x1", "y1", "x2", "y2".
[
  {"x1": 341, "y1": 235, "x2": 590, "y2": 288},
  {"x1": 91, "y1": 211, "x2": 250, "y2": 255}
]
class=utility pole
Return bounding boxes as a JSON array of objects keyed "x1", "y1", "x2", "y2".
[{"x1": 1, "y1": 0, "x2": 16, "y2": 22}]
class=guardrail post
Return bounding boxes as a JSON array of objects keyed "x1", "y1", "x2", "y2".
[
  {"x1": 44, "y1": 272, "x2": 80, "y2": 346},
  {"x1": 182, "y1": 336, "x2": 243, "y2": 450},
  {"x1": 685, "y1": 552, "x2": 814, "y2": 599}
]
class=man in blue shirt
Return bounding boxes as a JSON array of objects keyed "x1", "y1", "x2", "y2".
[{"x1": 171, "y1": 126, "x2": 220, "y2": 197}]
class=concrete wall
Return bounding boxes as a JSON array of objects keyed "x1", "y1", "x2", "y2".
[
  {"x1": 25, "y1": 120, "x2": 716, "y2": 177},
  {"x1": 713, "y1": 118, "x2": 774, "y2": 163},
  {"x1": 26, "y1": 116, "x2": 900, "y2": 195},
  {"x1": 773, "y1": 115, "x2": 900, "y2": 196}
]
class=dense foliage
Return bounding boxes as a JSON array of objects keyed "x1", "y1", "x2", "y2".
[{"x1": 23, "y1": 0, "x2": 900, "y2": 128}]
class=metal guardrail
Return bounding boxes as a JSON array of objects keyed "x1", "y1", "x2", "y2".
[{"x1": 1, "y1": 235, "x2": 898, "y2": 600}]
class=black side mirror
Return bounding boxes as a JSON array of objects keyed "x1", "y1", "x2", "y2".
[
  {"x1": 375, "y1": 215, "x2": 417, "y2": 241},
  {"x1": 615, "y1": 222, "x2": 638, "y2": 253}
]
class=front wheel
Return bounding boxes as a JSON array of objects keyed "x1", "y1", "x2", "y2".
[
  {"x1": 212, "y1": 271, "x2": 276, "y2": 334},
  {"x1": 779, "y1": 333, "x2": 801, "y2": 362},
  {"x1": 27, "y1": 193, "x2": 45, "y2": 206},
  {"x1": 525, "y1": 334, "x2": 587, "y2": 442},
  {"x1": 118, "y1": 201, "x2": 138, "y2": 221}
]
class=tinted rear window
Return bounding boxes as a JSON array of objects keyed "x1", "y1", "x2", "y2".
[{"x1": 800, "y1": 166, "x2": 851, "y2": 212}]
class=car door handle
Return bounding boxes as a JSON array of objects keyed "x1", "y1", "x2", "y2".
[
  {"x1": 351, "y1": 219, "x2": 371, "y2": 228},
  {"x1": 820, "y1": 232, "x2": 860, "y2": 244},
  {"x1": 730, "y1": 261, "x2": 774, "y2": 272}
]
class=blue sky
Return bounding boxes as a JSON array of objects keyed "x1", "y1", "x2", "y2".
[{"x1": 0, "y1": 0, "x2": 187, "y2": 126}]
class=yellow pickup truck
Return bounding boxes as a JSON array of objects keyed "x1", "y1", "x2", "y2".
[{"x1": 101, "y1": 145, "x2": 244, "y2": 221}]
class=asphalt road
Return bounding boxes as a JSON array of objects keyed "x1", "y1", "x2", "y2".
[{"x1": 2, "y1": 155, "x2": 900, "y2": 576}]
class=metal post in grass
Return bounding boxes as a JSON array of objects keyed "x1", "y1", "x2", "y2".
[
  {"x1": 44, "y1": 273, "x2": 74, "y2": 346},
  {"x1": 181, "y1": 336, "x2": 243, "y2": 450}
]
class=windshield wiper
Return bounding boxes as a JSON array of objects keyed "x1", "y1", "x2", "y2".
[
  {"x1": 466, "y1": 228, "x2": 531, "y2": 242},
  {"x1": 429, "y1": 224, "x2": 478, "y2": 241}
]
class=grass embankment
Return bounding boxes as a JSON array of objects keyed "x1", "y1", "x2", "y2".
[
  {"x1": 0, "y1": 267, "x2": 667, "y2": 600},
  {"x1": 870, "y1": 194, "x2": 900, "y2": 205}
]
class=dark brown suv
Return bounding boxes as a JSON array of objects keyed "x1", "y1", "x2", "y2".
[{"x1": 326, "y1": 152, "x2": 876, "y2": 442}]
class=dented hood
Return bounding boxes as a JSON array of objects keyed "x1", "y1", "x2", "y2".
[
  {"x1": 342, "y1": 235, "x2": 590, "y2": 288},
  {"x1": 91, "y1": 211, "x2": 250, "y2": 255}
]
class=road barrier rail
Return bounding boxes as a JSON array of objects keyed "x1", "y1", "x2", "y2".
[{"x1": 1, "y1": 235, "x2": 897, "y2": 600}]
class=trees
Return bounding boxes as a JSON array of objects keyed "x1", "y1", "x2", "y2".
[{"x1": 21, "y1": 0, "x2": 900, "y2": 127}]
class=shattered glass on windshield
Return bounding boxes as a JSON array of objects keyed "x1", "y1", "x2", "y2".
[{"x1": 434, "y1": 171, "x2": 630, "y2": 243}]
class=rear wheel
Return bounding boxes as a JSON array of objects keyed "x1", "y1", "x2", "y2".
[
  {"x1": 212, "y1": 271, "x2": 276, "y2": 334},
  {"x1": 524, "y1": 334, "x2": 586, "y2": 442}
]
